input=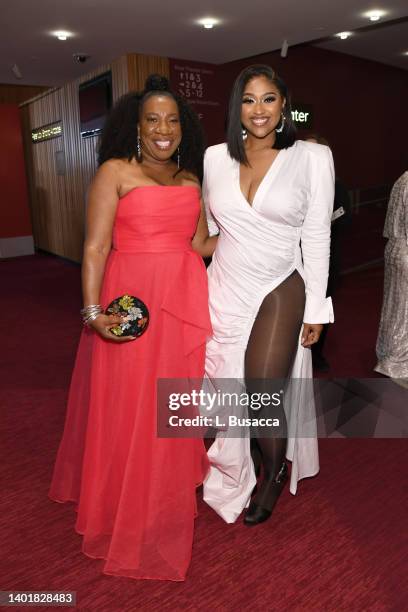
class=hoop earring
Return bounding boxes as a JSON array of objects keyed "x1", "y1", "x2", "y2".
[
  {"x1": 137, "y1": 135, "x2": 142, "y2": 160},
  {"x1": 177, "y1": 147, "x2": 180, "y2": 169},
  {"x1": 275, "y1": 114, "x2": 285, "y2": 134}
]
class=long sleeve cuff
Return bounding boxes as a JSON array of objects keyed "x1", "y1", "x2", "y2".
[{"x1": 304, "y1": 293, "x2": 334, "y2": 324}]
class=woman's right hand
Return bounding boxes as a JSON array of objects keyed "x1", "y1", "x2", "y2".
[{"x1": 89, "y1": 314, "x2": 136, "y2": 341}]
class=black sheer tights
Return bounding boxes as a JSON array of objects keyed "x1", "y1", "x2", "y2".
[{"x1": 245, "y1": 270, "x2": 305, "y2": 510}]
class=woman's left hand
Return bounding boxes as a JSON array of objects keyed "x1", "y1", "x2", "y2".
[{"x1": 301, "y1": 323, "x2": 324, "y2": 347}]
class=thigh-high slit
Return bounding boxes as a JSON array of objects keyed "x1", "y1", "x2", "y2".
[{"x1": 245, "y1": 270, "x2": 305, "y2": 507}]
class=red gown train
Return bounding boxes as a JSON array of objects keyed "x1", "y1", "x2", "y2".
[{"x1": 49, "y1": 186, "x2": 211, "y2": 581}]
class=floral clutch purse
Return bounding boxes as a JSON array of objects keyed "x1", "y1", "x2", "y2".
[{"x1": 105, "y1": 294, "x2": 149, "y2": 337}]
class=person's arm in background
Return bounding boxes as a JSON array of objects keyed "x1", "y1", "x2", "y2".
[{"x1": 334, "y1": 178, "x2": 352, "y2": 231}]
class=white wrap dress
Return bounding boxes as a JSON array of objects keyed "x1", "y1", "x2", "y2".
[{"x1": 202, "y1": 140, "x2": 335, "y2": 523}]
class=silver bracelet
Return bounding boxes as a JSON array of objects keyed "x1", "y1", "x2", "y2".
[
  {"x1": 80, "y1": 304, "x2": 101, "y2": 314},
  {"x1": 84, "y1": 311, "x2": 102, "y2": 325},
  {"x1": 81, "y1": 304, "x2": 103, "y2": 326}
]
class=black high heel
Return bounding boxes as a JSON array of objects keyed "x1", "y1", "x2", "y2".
[{"x1": 243, "y1": 462, "x2": 288, "y2": 526}]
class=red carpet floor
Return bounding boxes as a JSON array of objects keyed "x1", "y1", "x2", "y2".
[{"x1": 1, "y1": 254, "x2": 407, "y2": 611}]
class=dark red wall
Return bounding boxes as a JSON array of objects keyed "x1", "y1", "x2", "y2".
[
  {"x1": 169, "y1": 58, "x2": 227, "y2": 148},
  {"x1": 222, "y1": 46, "x2": 408, "y2": 189},
  {"x1": 172, "y1": 46, "x2": 408, "y2": 190},
  {"x1": 0, "y1": 104, "x2": 32, "y2": 238}
]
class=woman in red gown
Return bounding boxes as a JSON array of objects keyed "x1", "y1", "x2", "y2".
[{"x1": 49, "y1": 75, "x2": 217, "y2": 581}]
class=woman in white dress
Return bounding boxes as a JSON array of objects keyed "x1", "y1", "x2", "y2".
[{"x1": 202, "y1": 64, "x2": 335, "y2": 525}]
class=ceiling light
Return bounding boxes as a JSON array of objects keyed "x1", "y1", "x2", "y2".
[
  {"x1": 53, "y1": 30, "x2": 72, "y2": 41},
  {"x1": 364, "y1": 10, "x2": 386, "y2": 21},
  {"x1": 198, "y1": 18, "x2": 218, "y2": 29},
  {"x1": 336, "y1": 31, "x2": 352, "y2": 40}
]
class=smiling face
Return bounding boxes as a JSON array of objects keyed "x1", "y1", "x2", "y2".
[
  {"x1": 240, "y1": 75, "x2": 285, "y2": 140},
  {"x1": 138, "y1": 94, "x2": 182, "y2": 163}
]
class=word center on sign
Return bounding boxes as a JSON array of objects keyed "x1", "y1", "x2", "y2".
[
  {"x1": 291, "y1": 105, "x2": 313, "y2": 128},
  {"x1": 292, "y1": 110, "x2": 309, "y2": 122}
]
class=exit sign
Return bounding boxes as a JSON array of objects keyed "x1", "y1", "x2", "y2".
[{"x1": 291, "y1": 105, "x2": 313, "y2": 129}]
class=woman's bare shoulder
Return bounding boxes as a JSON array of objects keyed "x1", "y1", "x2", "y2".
[
  {"x1": 95, "y1": 158, "x2": 130, "y2": 181},
  {"x1": 100, "y1": 157, "x2": 140, "y2": 175},
  {"x1": 98, "y1": 158, "x2": 144, "y2": 190}
]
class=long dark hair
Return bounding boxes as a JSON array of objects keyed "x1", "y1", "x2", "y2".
[
  {"x1": 98, "y1": 74, "x2": 205, "y2": 180},
  {"x1": 227, "y1": 64, "x2": 297, "y2": 165}
]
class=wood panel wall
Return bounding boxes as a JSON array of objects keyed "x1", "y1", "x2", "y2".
[
  {"x1": 21, "y1": 56, "x2": 130, "y2": 261},
  {"x1": 127, "y1": 54, "x2": 169, "y2": 90},
  {"x1": 21, "y1": 53, "x2": 169, "y2": 262}
]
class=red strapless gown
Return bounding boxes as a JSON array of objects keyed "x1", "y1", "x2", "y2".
[{"x1": 49, "y1": 186, "x2": 211, "y2": 581}]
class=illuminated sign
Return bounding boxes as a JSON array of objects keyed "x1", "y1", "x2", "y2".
[
  {"x1": 31, "y1": 122, "x2": 63, "y2": 143},
  {"x1": 291, "y1": 105, "x2": 313, "y2": 128}
]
